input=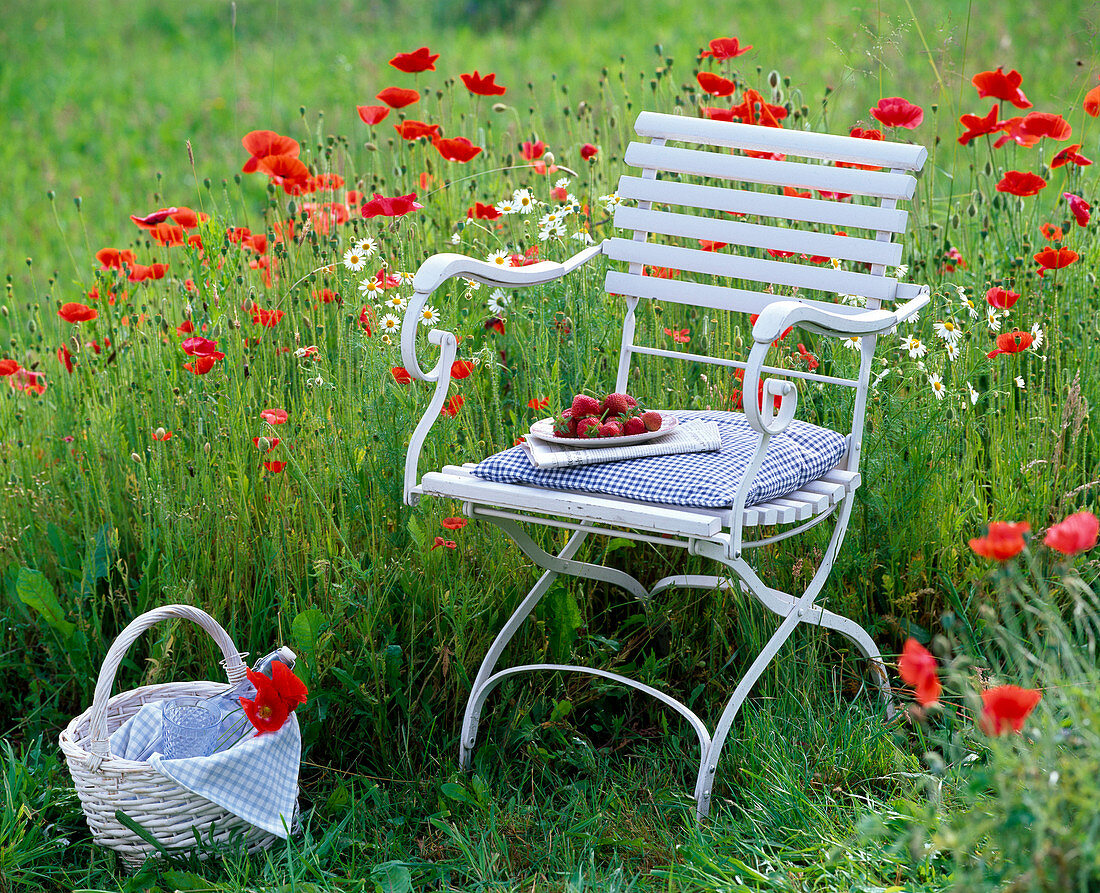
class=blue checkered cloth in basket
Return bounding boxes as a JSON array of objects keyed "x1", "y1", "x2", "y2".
[
  {"x1": 473, "y1": 410, "x2": 848, "y2": 509},
  {"x1": 109, "y1": 694, "x2": 299, "y2": 838}
]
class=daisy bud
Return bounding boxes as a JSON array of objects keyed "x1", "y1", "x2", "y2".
[{"x1": 256, "y1": 436, "x2": 271, "y2": 453}]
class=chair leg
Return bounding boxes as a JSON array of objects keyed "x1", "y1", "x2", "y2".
[{"x1": 809, "y1": 606, "x2": 895, "y2": 719}]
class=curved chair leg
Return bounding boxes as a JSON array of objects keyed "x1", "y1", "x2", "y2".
[{"x1": 810, "y1": 606, "x2": 895, "y2": 719}]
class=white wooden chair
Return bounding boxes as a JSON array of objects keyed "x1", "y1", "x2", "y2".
[{"x1": 400, "y1": 111, "x2": 928, "y2": 819}]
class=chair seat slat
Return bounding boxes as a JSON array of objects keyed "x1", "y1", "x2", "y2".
[
  {"x1": 625, "y1": 142, "x2": 917, "y2": 201},
  {"x1": 613, "y1": 205, "x2": 903, "y2": 267},
  {"x1": 616, "y1": 175, "x2": 910, "y2": 233}
]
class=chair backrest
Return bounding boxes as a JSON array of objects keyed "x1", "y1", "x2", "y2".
[{"x1": 607, "y1": 111, "x2": 927, "y2": 457}]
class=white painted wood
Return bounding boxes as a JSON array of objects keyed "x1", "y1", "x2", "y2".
[
  {"x1": 411, "y1": 243, "x2": 605, "y2": 294},
  {"x1": 612, "y1": 206, "x2": 903, "y2": 266},
  {"x1": 616, "y1": 175, "x2": 911, "y2": 233},
  {"x1": 633, "y1": 110, "x2": 928, "y2": 170},
  {"x1": 626, "y1": 344, "x2": 860, "y2": 388},
  {"x1": 624, "y1": 143, "x2": 919, "y2": 201}
]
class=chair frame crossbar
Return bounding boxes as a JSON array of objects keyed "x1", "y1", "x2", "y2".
[{"x1": 400, "y1": 112, "x2": 927, "y2": 819}]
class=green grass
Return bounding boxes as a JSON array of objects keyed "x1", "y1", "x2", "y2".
[{"x1": 2, "y1": 1, "x2": 1100, "y2": 890}]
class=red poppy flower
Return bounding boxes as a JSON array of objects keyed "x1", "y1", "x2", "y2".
[
  {"x1": 1051, "y1": 144, "x2": 1092, "y2": 168},
  {"x1": 979, "y1": 685, "x2": 1041, "y2": 735},
  {"x1": 1064, "y1": 192, "x2": 1090, "y2": 227},
  {"x1": 357, "y1": 105, "x2": 390, "y2": 126},
  {"x1": 957, "y1": 106, "x2": 1001, "y2": 145},
  {"x1": 995, "y1": 170, "x2": 1046, "y2": 197},
  {"x1": 985, "y1": 286, "x2": 1020, "y2": 309},
  {"x1": 441, "y1": 395, "x2": 465, "y2": 417},
  {"x1": 389, "y1": 46, "x2": 439, "y2": 73},
  {"x1": 361, "y1": 193, "x2": 423, "y2": 218},
  {"x1": 528, "y1": 397, "x2": 550, "y2": 410},
  {"x1": 251, "y1": 306, "x2": 285, "y2": 327},
  {"x1": 969, "y1": 521, "x2": 1030, "y2": 560},
  {"x1": 130, "y1": 207, "x2": 178, "y2": 228},
  {"x1": 357, "y1": 307, "x2": 374, "y2": 334},
  {"x1": 263, "y1": 460, "x2": 288, "y2": 474},
  {"x1": 700, "y1": 37, "x2": 752, "y2": 60},
  {"x1": 696, "y1": 71, "x2": 736, "y2": 97},
  {"x1": 394, "y1": 120, "x2": 441, "y2": 141},
  {"x1": 701, "y1": 106, "x2": 736, "y2": 122},
  {"x1": 253, "y1": 436, "x2": 281, "y2": 452},
  {"x1": 727, "y1": 89, "x2": 787, "y2": 127},
  {"x1": 256, "y1": 155, "x2": 312, "y2": 193},
  {"x1": 241, "y1": 672, "x2": 290, "y2": 734},
  {"x1": 467, "y1": 202, "x2": 501, "y2": 220},
  {"x1": 56, "y1": 345, "x2": 73, "y2": 374},
  {"x1": 897, "y1": 638, "x2": 941, "y2": 706},
  {"x1": 986, "y1": 330, "x2": 1034, "y2": 358},
  {"x1": 376, "y1": 87, "x2": 420, "y2": 109},
  {"x1": 95, "y1": 247, "x2": 137, "y2": 269},
  {"x1": 644, "y1": 266, "x2": 680, "y2": 279},
  {"x1": 181, "y1": 336, "x2": 221, "y2": 357},
  {"x1": 127, "y1": 262, "x2": 170, "y2": 283},
  {"x1": 1086, "y1": 82, "x2": 1100, "y2": 117},
  {"x1": 663, "y1": 327, "x2": 690, "y2": 344},
  {"x1": 391, "y1": 367, "x2": 412, "y2": 384},
  {"x1": 783, "y1": 186, "x2": 812, "y2": 199},
  {"x1": 152, "y1": 428, "x2": 172, "y2": 441},
  {"x1": 1044, "y1": 511, "x2": 1099, "y2": 555},
  {"x1": 58, "y1": 303, "x2": 97, "y2": 323},
  {"x1": 268, "y1": 661, "x2": 308, "y2": 710},
  {"x1": 796, "y1": 343, "x2": 819, "y2": 371},
  {"x1": 0, "y1": 359, "x2": 19, "y2": 376},
  {"x1": 431, "y1": 536, "x2": 458, "y2": 550},
  {"x1": 450, "y1": 360, "x2": 474, "y2": 379},
  {"x1": 241, "y1": 130, "x2": 300, "y2": 174},
  {"x1": 870, "y1": 97, "x2": 924, "y2": 129},
  {"x1": 441, "y1": 517, "x2": 468, "y2": 530},
  {"x1": 509, "y1": 246, "x2": 541, "y2": 267},
  {"x1": 485, "y1": 317, "x2": 505, "y2": 335},
  {"x1": 1034, "y1": 246, "x2": 1079, "y2": 277},
  {"x1": 8, "y1": 367, "x2": 46, "y2": 396},
  {"x1": 517, "y1": 140, "x2": 545, "y2": 162},
  {"x1": 461, "y1": 71, "x2": 506, "y2": 96},
  {"x1": 698, "y1": 240, "x2": 729, "y2": 252},
  {"x1": 993, "y1": 112, "x2": 1071, "y2": 148},
  {"x1": 260, "y1": 409, "x2": 288, "y2": 425},
  {"x1": 580, "y1": 143, "x2": 598, "y2": 160},
  {"x1": 1040, "y1": 223, "x2": 1064, "y2": 241},
  {"x1": 971, "y1": 68, "x2": 1031, "y2": 109},
  {"x1": 183, "y1": 355, "x2": 220, "y2": 375},
  {"x1": 148, "y1": 222, "x2": 186, "y2": 247}
]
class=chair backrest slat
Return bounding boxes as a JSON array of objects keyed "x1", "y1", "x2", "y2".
[
  {"x1": 613, "y1": 205, "x2": 903, "y2": 267},
  {"x1": 624, "y1": 142, "x2": 917, "y2": 202},
  {"x1": 616, "y1": 175, "x2": 910, "y2": 233},
  {"x1": 633, "y1": 110, "x2": 928, "y2": 170}
]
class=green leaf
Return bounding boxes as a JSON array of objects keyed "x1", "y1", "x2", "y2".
[
  {"x1": 371, "y1": 861, "x2": 413, "y2": 893},
  {"x1": 16, "y1": 567, "x2": 75, "y2": 639},
  {"x1": 406, "y1": 516, "x2": 426, "y2": 551},
  {"x1": 290, "y1": 607, "x2": 326, "y2": 688},
  {"x1": 161, "y1": 869, "x2": 212, "y2": 891},
  {"x1": 543, "y1": 583, "x2": 582, "y2": 662},
  {"x1": 549, "y1": 698, "x2": 573, "y2": 722},
  {"x1": 605, "y1": 537, "x2": 636, "y2": 553}
]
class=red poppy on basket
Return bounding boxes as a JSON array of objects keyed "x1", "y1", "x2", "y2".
[
  {"x1": 957, "y1": 106, "x2": 1001, "y2": 145},
  {"x1": 1051, "y1": 144, "x2": 1092, "y2": 168},
  {"x1": 394, "y1": 120, "x2": 441, "y2": 141},
  {"x1": 390, "y1": 46, "x2": 439, "y2": 73},
  {"x1": 580, "y1": 143, "x2": 598, "y2": 160},
  {"x1": 898, "y1": 638, "x2": 941, "y2": 707},
  {"x1": 700, "y1": 37, "x2": 752, "y2": 60},
  {"x1": 969, "y1": 521, "x2": 1029, "y2": 560},
  {"x1": 9, "y1": 367, "x2": 47, "y2": 396},
  {"x1": 241, "y1": 663, "x2": 308, "y2": 734},
  {"x1": 241, "y1": 130, "x2": 300, "y2": 174},
  {"x1": 441, "y1": 517, "x2": 468, "y2": 530},
  {"x1": 1040, "y1": 223, "x2": 1064, "y2": 241},
  {"x1": 1064, "y1": 192, "x2": 1091, "y2": 227},
  {"x1": 376, "y1": 86, "x2": 420, "y2": 109},
  {"x1": 361, "y1": 193, "x2": 423, "y2": 218},
  {"x1": 985, "y1": 286, "x2": 1020, "y2": 309},
  {"x1": 1034, "y1": 246, "x2": 1079, "y2": 277},
  {"x1": 1083, "y1": 80, "x2": 1100, "y2": 117},
  {"x1": 696, "y1": 71, "x2": 736, "y2": 97},
  {"x1": 995, "y1": 170, "x2": 1047, "y2": 197},
  {"x1": 260, "y1": 408, "x2": 288, "y2": 425},
  {"x1": 433, "y1": 136, "x2": 482, "y2": 162},
  {"x1": 528, "y1": 396, "x2": 550, "y2": 410},
  {"x1": 986, "y1": 330, "x2": 1034, "y2": 358},
  {"x1": 450, "y1": 360, "x2": 474, "y2": 380},
  {"x1": 357, "y1": 105, "x2": 390, "y2": 126},
  {"x1": 971, "y1": 67, "x2": 1031, "y2": 109},
  {"x1": 58, "y1": 303, "x2": 97, "y2": 323},
  {"x1": 467, "y1": 202, "x2": 502, "y2": 220},
  {"x1": 441, "y1": 395, "x2": 465, "y2": 417},
  {"x1": 461, "y1": 71, "x2": 507, "y2": 96},
  {"x1": 870, "y1": 97, "x2": 923, "y2": 129},
  {"x1": 979, "y1": 685, "x2": 1041, "y2": 735},
  {"x1": 1044, "y1": 511, "x2": 1099, "y2": 555}
]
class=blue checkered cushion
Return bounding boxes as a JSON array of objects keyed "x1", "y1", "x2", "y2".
[{"x1": 473, "y1": 411, "x2": 848, "y2": 509}]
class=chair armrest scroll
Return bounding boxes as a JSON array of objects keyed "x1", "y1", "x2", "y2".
[
  {"x1": 411, "y1": 243, "x2": 606, "y2": 294},
  {"x1": 750, "y1": 286, "x2": 929, "y2": 344},
  {"x1": 403, "y1": 328, "x2": 458, "y2": 506}
]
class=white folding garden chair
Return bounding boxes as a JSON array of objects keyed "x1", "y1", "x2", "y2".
[{"x1": 400, "y1": 111, "x2": 928, "y2": 818}]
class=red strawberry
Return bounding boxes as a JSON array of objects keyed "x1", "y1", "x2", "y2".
[
  {"x1": 623, "y1": 416, "x2": 645, "y2": 435},
  {"x1": 600, "y1": 392, "x2": 632, "y2": 419},
  {"x1": 571, "y1": 394, "x2": 601, "y2": 418},
  {"x1": 576, "y1": 415, "x2": 601, "y2": 437},
  {"x1": 552, "y1": 409, "x2": 575, "y2": 437},
  {"x1": 641, "y1": 410, "x2": 662, "y2": 431},
  {"x1": 624, "y1": 394, "x2": 638, "y2": 408},
  {"x1": 598, "y1": 420, "x2": 624, "y2": 437}
]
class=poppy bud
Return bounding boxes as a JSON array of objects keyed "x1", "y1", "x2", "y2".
[
  {"x1": 154, "y1": 427, "x2": 167, "y2": 440},
  {"x1": 256, "y1": 436, "x2": 270, "y2": 452},
  {"x1": 27, "y1": 319, "x2": 36, "y2": 334},
  {"x1": 768, "y1": 69, "x2": 780, "y2": 88},
  {"x1": 131, "y1": 452, "x2": 142, "y2": 463},
  {"x1": 204, "y1": 442, "x2": 211, "y2": 454},
  {"x1": 363, "y1": 142, "x2": 378, "y2": 152},
  {"x1": 74, "y1": 197, "x2": 82, "y2": 210},
  {"x1": 69, "y1": 335, "x2": 81, "y2": 354},
  {"x1": 1, "y1": 306, "x2": 7, "y2": 317},
  {"x1": 543, "y1": 151, "x2": 555, "y2": 165},
  {"x1": 492, "y1": 103, "x2": 508, "y2": 113}
]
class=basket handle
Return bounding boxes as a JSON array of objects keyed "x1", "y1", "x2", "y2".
[{"x1": 85, "y1": 605, "x2": 246, "y2": 759}]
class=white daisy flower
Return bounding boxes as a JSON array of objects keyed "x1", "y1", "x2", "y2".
[
  {"x1": 495, "y1": 199, "x2": 517, "y2": 215},
  {"x1": 893, "y1": 264, "x2": 909, "y2": 279},
  {"x1": 355, "y1": 237, "x2": 377, "y2": 257},
  {"x1": 358, "y1": 278, "x2": 382, "y2": 296},
  {"x1": 928, "y1": 373, "x2": 946, "y2": 400},
  {"x1": 379, "y1": 314, "x2": 401, "y2": 333},
  {"x1": 957, "y1": 290, "x2": 980, "y2": 319},
  {"x1": 463, "y1": 278, "x2": 481, "y2": 291},
  {"x1": 933, "y1": 320, "x2": 963, "y2": 345},
  {"x1": 1029, "y1": 323, "x2": 1044, "y2": 350},
  {"x1": 450, "y1": 232, "x2": 462, "y2": 244},
  {"x1": 1015, "y1": 376, "x2": 1025, "y2": 389},
  {"x1": 944, "y1": 341, "x2": 960, "y2": 361},
  {"x1": 395, "y1": 270, "x2": 415, "y2": 286},
  {"x1": 571, "y1": 230, "x2": 594, "y2": 245},
  {"x1": 967, "y1": 381, "x2": 980, "y2": 404},
  {"x1": 487, "y1": 250, "x2": 510, "y2": 267},
  {"x1": 487, "y1": 288, "x2": 511, "y2": 314},
  {"x1": 554, "y1": 177, "x2": 570, "y2": 189},
  {"x1": 901, "y1": 335, "x2": 927, "y2": 359},
  {"x1": 512, "y1": 189, "x2": 535, "y2": 213},
  {"x1": 986, "y1": 307, "x2": 1003, "y2": 331},
  {"x1": 538, "y1": 221, "x2": 566, "y2": 241},
  {"x1": 829, "y1": 258, "x2": 843, "y2": 270},
  {"x1": 841, "y1": 335, "x2": 861, "y2": 350},
  {"x1": 343, "y1": 248, "x2": 366, "y2": 271},
  {"x1": 419, "y1": 305, "x2": 441, "y2": 327},
  {"x1": 538, "y1": 210, "x2": 564, "y2": 228},
  {"x1": 598, "y1": 192, "x2": 623, "y2": 213},
  {"x1": 383, "y1": 294, "x2": 407, "y2": 312}
]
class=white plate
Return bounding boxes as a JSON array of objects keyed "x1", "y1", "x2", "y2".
[{"x1": 527, "y1": 414, "x2": 678, "y2": 448}]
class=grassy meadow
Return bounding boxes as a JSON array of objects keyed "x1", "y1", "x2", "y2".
[{"x1": 2, "y1": 0, "x2": 1100, "y2": 890}]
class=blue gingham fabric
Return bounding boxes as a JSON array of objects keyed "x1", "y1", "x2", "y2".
[
  {"x1": 109, "y1": 694, "x2": 299, "y2": 837},
  {"x1": 474, "y1": 410, "x2": 848, "y2": 509}
]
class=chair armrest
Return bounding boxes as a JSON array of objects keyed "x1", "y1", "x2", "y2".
[{"x1": 750, "y1": 284, "x2": 931, "y2": 344}]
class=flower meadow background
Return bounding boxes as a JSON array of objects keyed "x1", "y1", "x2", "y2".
[{"x1": 2, "y1": 1, "x2": 1100, "y2": 890}]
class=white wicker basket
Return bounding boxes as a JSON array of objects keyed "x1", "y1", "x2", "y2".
[{"x1": 59, "y1": 605, "x2": 285, "y2": 864}]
